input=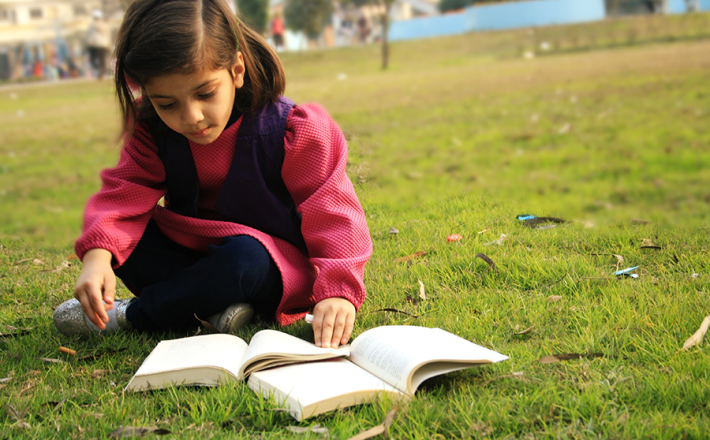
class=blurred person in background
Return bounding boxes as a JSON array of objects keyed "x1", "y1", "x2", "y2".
[
  {"x1": 86, "y1": 10, "x2": 111, "y2": 79},
  {"x1": 271, "y1": 11, "x2": 286, "y2": 52},
  {"x1": 357, "y1": 14, "x2": 370, "y2": 44}
]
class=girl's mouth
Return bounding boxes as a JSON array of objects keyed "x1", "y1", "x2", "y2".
[{"x1": 191, "y1": 127, "x2": 210, "y2": 138}]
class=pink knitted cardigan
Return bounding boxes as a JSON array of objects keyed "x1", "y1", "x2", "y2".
[{"x1": 75, "y1": 104, "x2": 372, "y2": 326}]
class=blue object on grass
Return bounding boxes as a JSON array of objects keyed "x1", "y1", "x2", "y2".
[
  {"x1": 517, "y1": 215, "x2": 537, "y2": 221},
  {"x1": 615, "y1": 266, "x2": 639, "y2": 276}
]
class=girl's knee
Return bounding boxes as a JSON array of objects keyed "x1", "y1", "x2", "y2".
[
  {"x1": 209, "y1": 236, "x2": 276, "y2": 295},
  {"x1": 215, "y1": 235, "x2": 271, "y2": 267}
]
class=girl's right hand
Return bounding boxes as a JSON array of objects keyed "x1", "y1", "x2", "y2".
[{"x1": 73, "y1": 248, "x2": 116, "y2": 329}]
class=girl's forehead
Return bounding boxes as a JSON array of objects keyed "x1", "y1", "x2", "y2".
[{"x1": 145, "y1": 68, "x2": 231, "y2": 93}]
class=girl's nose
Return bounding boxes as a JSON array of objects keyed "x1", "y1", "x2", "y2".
[{"x1": 182, "y1": 103, "x2": 204, "y2": 125}]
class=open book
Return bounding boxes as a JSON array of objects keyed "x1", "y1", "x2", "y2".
[
  {"x1": 125, "y1": 330, "x2": 349, "y2": 391},
  {"x1": 247, "y1": 326, "x2": 508, "y2": 421}
]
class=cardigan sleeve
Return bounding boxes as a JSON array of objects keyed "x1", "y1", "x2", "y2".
[
  {"x1": 74, "y1": 122, "x2": 167, "y2": 266},
  {"x1": 281, "y1": 104, "x2": 373, "y2": 310}
]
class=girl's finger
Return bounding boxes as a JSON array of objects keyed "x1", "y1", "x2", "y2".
[
  {"x1": 77, "y1": 291, "x2": 103, "y2": 329},
  {"x1": 312, "y1": 312, "x2": 323, "y2": 347},
  {"x1": 330, "y1": 312, "x2": 346, "y2": 348},
  {"x1": 87, "y1": 282, "x2": 109, "y2": 324},
  {"x1": 319, "y1": 310, "x2": 336, "y2": 349},
  {"x1": 103, "y1": 273, "x2": 116, "y2": 309},
  {"x1": 341, "y1": 312, "x2": 355, "y2": 345}
]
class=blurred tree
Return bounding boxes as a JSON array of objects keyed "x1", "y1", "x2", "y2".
[
  {"x1": 284, "y1": 0, "x2": 334, "y2": 40},
  {"x1": 345, "y1": 0, "x2": 395, "y2": 70},
  {"x1": 439, "y1": 0, "x2": 474, "y2": 13},
  {"x1": 237, "y1": 0, "x2": 269, "y2": 33}
]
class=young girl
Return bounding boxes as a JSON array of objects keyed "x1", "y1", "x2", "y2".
[{"x1": 53, "y1": 0, "x2": 372, "y2": 349}]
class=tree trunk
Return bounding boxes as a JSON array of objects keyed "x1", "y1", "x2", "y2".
[{"x1": 380, "y1": 0, "x2": 390, "y2": 70}]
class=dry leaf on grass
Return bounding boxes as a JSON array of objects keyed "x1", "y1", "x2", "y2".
[
  {"x1": 347, "y1": 408, "x2": 398, "y2": 440},
  {"x1": 513, "y1": 326, "x2": 534, "y2": 336},
  {"x1": 41, "y1": 260, "x2": 71, "y2": 273},
  {"x1": 40, "y1": 357, "x2": 66, "y2": 364},
  {"x1": 365, "y1": 308, "x2": 419, "y2": 318},
  {"x1": 393, "y1": 251, "x2": 426, "y2": 263},
  {"x1": 91, "y1": 369, "x2": 108, "y2": 378},
  {"x1": 418, "y1": 280, "x2": 427, "y2": 300},
  {"x1": 537, "y1": 352, "x2": 603, "y2": 364},
  {"x1": 547, "y1": 295, "x2": 563, "y2": 302},
  {"x1": 5, "y1": 404, "x2": 30, "y2": 429},
  {"x1": 632, "y1": 218, "x2": 650, "y2": 225},
  {"x1": 0, "y1": 328, "x2": 32, "y2": 338},
  {"x1": 388, "y1": 228, "x2": 399, "y2": 236},
  {"x1": 475, "y1": 253, "x2": 496, "y2": 270},
  {"x1": 612, "y1": 254, "x2": 624, "y2": 264},
  {"x1": 193, "y1": 314, "x2": 220, "y2": 333},
  {"x1": 682, "y1": 315, "x2": 710, "y2": 350},
  {"x1": 0, "y1": 377, "x2": 12, "y2": 384},
  {"x1": 347, "y1": 425, "x2": 385, "y2": 440},
  {"x1": 109, "y1": 426, "x2": 171, "y2": 438},
  {"x1": 287, "y1": 424, "x2": 329, "y2": 435},
  {"x1": 40, "y1": 398, "x2": 67, "y2": 413}
]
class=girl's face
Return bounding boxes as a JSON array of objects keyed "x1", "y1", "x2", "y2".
[{"x1": 144, "y1": 54, "x2": 245, "y2": 145}]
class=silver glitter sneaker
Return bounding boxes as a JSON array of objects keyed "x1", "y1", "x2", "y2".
[
  {"x1": 207, "y1": 303, "x2": 254, "y2": 334},
  {"x1": 53, "y1": 298, "x2": 136, "y2": 337}
]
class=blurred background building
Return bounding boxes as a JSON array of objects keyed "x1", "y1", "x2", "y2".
[
  {"x1": 1, "y1": 0, "x2": 709, "y2": 83},
  {"x1": 0, "y1": 0, "x2": 122, "y2": 81}
]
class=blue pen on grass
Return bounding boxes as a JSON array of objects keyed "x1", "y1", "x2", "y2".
[
  {"x1": 615, "y1": 266, "x2": 639, "y2": 277},
  {"x1": 517, "y1": 214, "x2": 537, "y2": 221}
]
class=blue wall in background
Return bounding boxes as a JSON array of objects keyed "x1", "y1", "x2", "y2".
[
  {"x1": 666, "y1": 0, "x2": 710, "y2": 13},
  {"x1": 666, "y1": 0, "x2": 687, "y2": 13},
  {"x1": 389, "y1": 12, "x2": 469, "y2": 41},
  {"x1": 390, "y1": 0, "x2": 606, "y2": 41},
  {"x1": 464, "y1": 0, "x2": 605, "y2": 31}
]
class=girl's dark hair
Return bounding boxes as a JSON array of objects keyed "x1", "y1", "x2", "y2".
[{"x1": 114, "y1": 0, "x2": 285, "y2": 135}]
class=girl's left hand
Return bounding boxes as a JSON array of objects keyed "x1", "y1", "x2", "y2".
[{"x1": 312, "y1": 297, "x2": 355, "y2": 349}]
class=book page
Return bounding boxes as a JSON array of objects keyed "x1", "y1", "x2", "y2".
[
  {"x1": 239, "y1": 330, "x2": 349, "y2": 377},
  {"x1": 349, "y1": 326, "x2": 508, "y2": 395},
  {"x1": 133, "y1": 334, "x2": 248, "y2": 379},
  {"x1": 247, "y1": 358, "x2": 405, "y2": 421}
]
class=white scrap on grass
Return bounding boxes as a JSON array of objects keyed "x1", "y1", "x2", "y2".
[
  {"x1": 16, "y1": 110, "x2": 24, "y2": 117},
  {"x1": 484, "y1": 234, "x2": 507, "y2": 246},
  {"x1": 558, "y1": 123, "x2": 570, "y2": 134},
  {"x1": 336, "y1": 73, "x2": 348, "y2": 80},
  {"x1": 540, "y1": 41, "x2": 551, "y2": 51},
  {"x1": 522, "y1": 51, "x2": 535, "y2": 59},
  {"x1": 530, "y1": 113, "x2": 539, "y2": 123},
  {"x1": 10, "y1": 93, "x2": 18, "y2": 100}
]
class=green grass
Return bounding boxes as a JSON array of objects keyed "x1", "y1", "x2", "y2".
[{"x1": 2, "y1": 13, "x2": 710, "y2": 439}]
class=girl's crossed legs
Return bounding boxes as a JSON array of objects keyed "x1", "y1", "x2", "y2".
[{"x1": 116, "y1": 220, "x2": 283, "y2": 332}]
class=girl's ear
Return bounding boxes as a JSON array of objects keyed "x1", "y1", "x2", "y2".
[{"x1": 232, "y1": 52, "x2": 245, "y2": 89}]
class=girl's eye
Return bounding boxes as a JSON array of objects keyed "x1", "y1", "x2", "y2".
[
  {"x1": 158, "y1": 103, "x2": 175, "y2": 110},
  {"x1": 198, "y1": 91, "x2": 215, "y2": 100}
]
